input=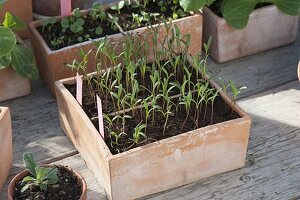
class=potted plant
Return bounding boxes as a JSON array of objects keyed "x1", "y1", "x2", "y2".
[
  {"x1": 29, "y1": 1, "x2": 202, "y2": 95},
  {"x1": 8, "y1": 152, "x2": 87, "y2": 200},
  {"x1": 181, "y1": 0, "x2": 300, "y2": 63},
  {"x1": 55, "y1": 31, "x2": 251, "y2": 199},
  {"x1": 0, "y1": 0, "x2": 33, "y2": 38},
  {"x1": 0, "y1": 3, "x2": 39, "y2": 102},
  {"x1": 0, "y1": 107, "x2": 13, "y2": 192}
]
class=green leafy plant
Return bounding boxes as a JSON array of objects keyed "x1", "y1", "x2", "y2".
[
  {"x1": 0, "y1": 2, "x2": 38, "y2": 79},
  {"x1": 21, "y1": 152, "x2": 58, "y2": 192},
  {"x1": 180, "y1": 0, "x2": 300, "y2": 29}
]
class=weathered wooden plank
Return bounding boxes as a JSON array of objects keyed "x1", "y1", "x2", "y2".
[
  {"x1": 206, "y1": 21, "x2": 300, "y2": 99},
  {"x1": 0, "y1": 80, "x2": 77, "y2": 177},
  {"x1": 0, "y1": 155, "x2": 107, "y2": 200},
  {"x1": 143, "y1": 81, "x2": 300, "y2": 200}
]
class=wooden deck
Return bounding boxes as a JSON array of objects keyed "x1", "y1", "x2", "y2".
[{"x1": 0, "y1": 23, "x2": 299, "y2": 199}]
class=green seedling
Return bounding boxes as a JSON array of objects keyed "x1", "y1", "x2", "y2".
[
  {"x1": 132, "y1": 123, "x2": 147, "y2": 144},
  {"x1": 21, "y1": 153, "x2": 58, "y2": 193}
]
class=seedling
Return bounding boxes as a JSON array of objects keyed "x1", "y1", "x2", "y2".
[
  {"x1": 67, "y1": 25, "x2": 243, "y2": 153},
  {"x1": 21, "y1": 153, "x2": 58, "y2": 192}
]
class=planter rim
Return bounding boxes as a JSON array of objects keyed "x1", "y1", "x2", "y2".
[
  {"x1": 203, "y1": 4, "x2": 277, "y2": 23},
  {"x1": 29, "y1": 8, "x2": 200, "y2": 54},
  {"x1": 55, "y1": 57, "x2": 251, "y2": 160},
  {"x1": 7, "y1": 164, "x2": 87, "y2": 200}
]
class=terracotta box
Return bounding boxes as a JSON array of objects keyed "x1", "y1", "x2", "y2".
[
  {"x1": 0, "y1": 0, "x2": 33, "y2": 39},
  {"x1": 55, "y1": 72, "x2": 251, "y2": 200},
  {"x1": 29, "y1": 14, "x2": 202, "y2": 96},
  {"x1": 0, "y1": 107, "x2": 13, "y2": 192},
  {"x1": 203, "y1": 5, "x2": 299, "y2": 63},
  {"x1": 0, "y1": 67, "x2": 31, "y2": 102}
]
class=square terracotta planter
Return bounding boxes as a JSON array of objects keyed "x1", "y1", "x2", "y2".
[
  {"x1": 203, "y1": 5, "x2": 299, "y2": 63},
  {"x1": 0, "y1": 0, "x2": 33, "y2": 39},
  {"x1": 0, "y1": 67, "x2": 31, "y2": 102},
  {"x1": 0, "y1": 107, "x2": 13, "y2": 192},
  {"x1": 29, "y1": 13, "x2": 202, "y2": 96},
  {"x1": 55, "y1": 71, "x2": 251, "y2": 200}
]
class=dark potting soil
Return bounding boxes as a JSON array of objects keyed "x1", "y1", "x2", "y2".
[
  {"x1": 13, "y1": 166, "x2": 82, "y2": 200},
  {"x1": 37, "y1": 15, "x2": 120, "y2": 51},
  {"x1": 64, "y1": 67, "x2": 240, "y2": 155},
  {"x1": 209, "y1": 0, "x2": 272, "y2": 17},
  {"x1": 109, "y1": 1, "x2": 189, "y2": 31}
]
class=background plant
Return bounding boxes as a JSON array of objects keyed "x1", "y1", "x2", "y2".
[
  {"x1": 0, "y1": 0, "x2": 38, "y2": 79},
  {"x1": 180, "y1": 0, "x2": 300, "y2": 29}
]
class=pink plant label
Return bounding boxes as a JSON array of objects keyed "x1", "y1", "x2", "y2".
[
  {"x1": 97, "y1": 95, "x2": 105, "y2": 139},
  {"x1": 76, "y1": 73, "x2": 83, "y2": 105},
  {"x1": 60, "y1": 0, "x2": 72, "y2": 17}
]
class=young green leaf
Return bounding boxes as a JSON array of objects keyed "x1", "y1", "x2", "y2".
[{"x1": 23, "y1": 153, "x2": 37, "y2": 177}]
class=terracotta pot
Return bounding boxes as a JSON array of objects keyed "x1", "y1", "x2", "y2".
[
  {"x1": 203, "y1": 5, "x2": 299, "y2": 63},
  {"x1": 32, "y1": 0, "x2": 86, "y2": 16},
  {"x1": 7, "y1": 165, "x2": 87, "y2": 200},
  {"x1": 0, "y1": 0, "x2": 33, "y2": 39},
  {"x1": 0, "y1": 107, "x2": 13, "y2": 192},
  {"x1": 54, "y1": 58, "x2": 251, "y2": 200},
  {"x1": 0, "y1": 67, "x2": 31, "y2": 102},
  {"x1": 29, "y1": 12, "x2": 202, "y2": 96}
]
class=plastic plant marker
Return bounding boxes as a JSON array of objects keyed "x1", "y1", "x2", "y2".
[
  {"x1": 76, "y1": 73, "x2": 82, "y2": 105},
  {"x1": 97, "y1": 95, "x2": 105, "y2": 139},
  {"x1": 60, "y1": 0, "x2": 72, "y2": 17}
]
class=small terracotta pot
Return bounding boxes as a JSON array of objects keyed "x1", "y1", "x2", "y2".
[
  {"x1": 7, "y1": 165, "x2": 87, "y2": 200},
  {"x1": 32, "y1": 0, "x2": 87, "y2": 16}
]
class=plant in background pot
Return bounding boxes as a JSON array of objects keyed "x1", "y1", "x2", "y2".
[
  {"x1": 0, "y1": 0, "x2": 33, "y2": 38},
  {"x1": 0, "y1": 107, "x2": 13, "y2": 192},
  {"x1": 0, "y1": 1, "x2": 39, "y2": 102},
  {"x1": 55, "y1": 28, "x2": 251, "y2": 200},
  {"x1": 8, "y1": 152, "x2": 87, "y2": 200},
  {"x1": 29, "y1": 1, "x2": 202, "y2": 96},
  {"x1": 180, "y1": 0, "x2": 300, "y2": 63}
]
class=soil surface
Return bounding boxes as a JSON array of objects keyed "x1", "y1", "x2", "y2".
[
  {"x1": 109, "y1": 0, "x2": 189, "y2": 31},
  {"x1": 13, "y1": 166, "x2": 82, "y2": 200},
  {"x1": 209, "y1": 0, "x2": 272, "y2": 17},
  {"x1": 38, "y1": 14, "x2": 120, "y2": 51},
  {"x1": 65, "y1": 60, "x2": 241, "y2": 155}
]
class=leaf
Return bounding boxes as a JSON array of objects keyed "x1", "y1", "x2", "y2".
[
  {"x1": 23, "y1": 153, "x2": 37, "y2": 178},
  {"x1": 10, "y1": 44, "x2": 39, "y2": 80},
  {"x1": 110, "y1": 0, "x2": 125, "y2": 10},
  {"x1": 221, "y1": 0, "x2": 258, "y2": 29},
  {"x1": 179, "y1": 0, "x2": 215, "y2": 12},
  {"x1": 3, "y1": 12, "x2": 26, "y2": 30},
  {"x1": 95, "y1": 26, "x2": 103, "y2": 35},
  {"x1": 44, "y1": 167, "x2": 59, "y2": 184},
  {"x1": 0, "y1": 27, "x2": 16, "y2": 57},
  {"x1": 271, "y1": 0, "x2": 300, "y2": 15},
  {"x1": 0, "y1": 54, "x2": 11, "y2": 68},
  {"x1": 22, "y1": 176, "x2": 36, "y2": 182},
  {"x1": 36, "y1": 167, "x2": 51, "y2": 180},
  {"x1": 61, "y1": 18, "x2": 70, "y2": 28}
]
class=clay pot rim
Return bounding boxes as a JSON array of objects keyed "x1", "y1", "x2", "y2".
[{"x1": 7, "y1": 164, "x2": 87, "y2": 200}]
